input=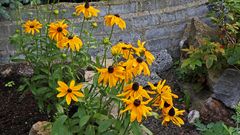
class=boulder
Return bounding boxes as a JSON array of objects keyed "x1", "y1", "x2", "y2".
[
  {"x1": 151, "y1": 49, "x2": 173, "y2": 73},
  {"x1": 135, "y1": 72, "x2": 161, "y2": 87},
  {"x1": 200, "y1": 97, "x2": 234, "y2": 126},
  {"x1": 29, "y1": 121, "x2": 51, "y2": 135},
  {"x1": 188, "y1": 110, "x2": 200, "y2": 124},
  {"x1": 0, "y1": 63, "x2": 33, "y2": 78},
  {"x1": 212, "y1": 68, "x2": 240, "y2": 109}
]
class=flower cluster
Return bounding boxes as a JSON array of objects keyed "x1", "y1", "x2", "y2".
[{"x1": 20, "y1": 0, "x2": 185, "y2": 130}]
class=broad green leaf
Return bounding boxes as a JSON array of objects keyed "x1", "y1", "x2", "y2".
[
  {"x1": 131, "y1": 121, "x2": 142, "y2": 135},
  {"x1": 98, "y1": 119, "x2": 113, "y2": 133},
  {"x1": 86, "y1": 125, "x2": 95, "y2": 135},
  {"x1": 79, "y1": 115, "x2": 91, "y2": 127}
]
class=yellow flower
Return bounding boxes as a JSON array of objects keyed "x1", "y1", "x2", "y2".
[
  {"x1": 56, "y1": 80, "x2": 84, "y2": 105},
  {"x1": 48, "y1": 20, "x2": 68, "y2": 41},
  {"x1": 97, "y1": 66, "x2": 125, "y2": 88},
  {"x1": 22, "y1": 19, "x2": 42, "y2": 35},
  {"x1": 125, "y1": 57, "x2": 150, "y2": 76},
  {"x1": 111, "y1": 42, "x2": 135, "y2": 59},
  {"x1": 121, "y1": 97, "x2": 152, "y2": 122},
  {"x1": 135, "y1": 40, "x2": 155, "y2": 65},
  {"x1": 117, "y1": 82, "x2": 150, "y2": 99},
  {"x1": 75, "y1": 1, "x2": 100, "y2": 18},
  {"x1": 148, "y1": 80, "x2": 178, "y2": 109},
  {"x1": 162, "y1": 107, "x2": 185, "y2": 127},
  {"x1": 120, "y1": 63, "x2": 134, "y2": 83},
  {"x1": 57, "y1": 35, "x2": 83, "y2": 51},
  {"x1": 104, "y1": 14, "x2": 126, "y2": 30}
]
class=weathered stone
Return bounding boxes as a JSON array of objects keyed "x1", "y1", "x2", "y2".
[
  {"x1": 29, "y1": 121, "x2": 51, "y2": 135},
  {"x1": 179, "y1": 17, "x2": 216, "y2": 50},
  {"x1": 212, "y1": 69, "x2": 240, "y2": 109},
  {"x1": 188, "y1": 110, "x2": 200, "y2": 124},
  {"x1": 151, "y1": 49, "x2": 173, "y2": 73},
  {"x1": 200, "y1": 97, "x2": 234, "y2": 126},
  {"x1": 0, "y1": 63, "x2": 34, "y2": 78},
  {"x1": 85, "y1": 71, "x2": 95, "y2": 84},
  {"x1": 135, "y1": 72, "x2": 161, "y2": 87}
]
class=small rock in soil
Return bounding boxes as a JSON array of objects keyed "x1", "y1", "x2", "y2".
[
  {"x1": 212, "y1": 68, "x2": 240, "y2": 109},
  {"x1": 200, "y1": 97, "x2": 234, "y2": 126},
  {"x1": 29, "y1": 121, "x2": 51, "y2": 135},
  {"x1": 188, "y1": 110, "x2": 200, "y2": 124}
]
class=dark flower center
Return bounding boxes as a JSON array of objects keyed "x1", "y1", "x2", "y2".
[
  {"x1": 30, "y1": 25, "x2": 34, "y2": 28},
  {"x1": 168, "y1": 108, "x2": 175, "y2": 116},
  {"x1": 136, "y1": 57, "x2": 143, "y2": 63},
  {"x1": 122, "y1": 47, "x2": 127, "y2": 50},
  {"x1": 132, "y1": 82, "x2": 139, "y2": 91},
  {"x1": 67, "y1": 89, "x2": 72, "y2": 93},
  {"x1": 57, "y1": 27, "x2": 63, "y2": 32},
  {"x1": 164, "y1": 102, "x2": 170, "y2": 108},
  {"x1": 133, "y1": 99, "x2": 141, "y2": 107},
  {"x1": 114, "y1": 14, "x2": 120, "y2": 17},
  {"x1": 68, "y1": 36, "x2": 73, "y2": 39},
  {"x1": 85, "y1": 1, "x2": 90, "y2": 8},
  {"x1": 108, "y1": 66, "x2": 114, "y2": 73}
]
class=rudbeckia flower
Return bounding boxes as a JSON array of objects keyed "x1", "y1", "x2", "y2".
[
  {"x1": 135, "y1": 40, "x2": 155, "y2": 65},
  {"x1": 111, "y1": 42, "x2": 136, "y2": 59},
  {"x1": 56, "y1": 80, "x2": 84, "y2": 105},
  {"x1": 75, "y1": 1, "x2": 100, "y2": 18},
  {"x1": 162, "y1": 107, "x2": 185, "y2": 127},
  {"x1": 104, "y1": 14, "x2": 126, "y2": 30},
  {"x1": 118, "y1": 62, "x2": 134, "y2": 83},
  {"x1": 48, "y1": 20, "x2": 68, "y2": 41},
  {"x1": 22, "y1": 19, "x2": 42, "y2": 35},
  {"x1": 57, "y1": 35, "x2": 83, "y2": 51},
  {"x1": 117, "y1": 82, "x2": 150, "y2": 99},
  {"x1": 121, "y1": 97, "x2": 152, "y2": 122},
  {"x1": 148, "y1": 80, "x2": 178, "y2": 109},
  {"x1": 125, "y1": 57, "x2": 150, "y2": 76},
  {"x1": 97, "y1": 66, "x2": 125, "y2": 88}
]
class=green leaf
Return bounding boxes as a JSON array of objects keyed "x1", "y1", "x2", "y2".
[
  {"x1": 79, "y1": 115, "x2": 91, "y2": 127},
  {"x1": 206, "y1": 55, "x2": 217, "y2": 69},
  {"x1": 98, "y1": 119, "x2": 113, "y2": 133},
  {"x1": 51, "y1": 115, "x2": 71, "y2": 135},
  {"x1": 93, "y1": 113, "x2": 108, "y2": 120},
  {"x1": 86, "y1": 125, "x2": 95, "y2": 135},
  {"x1": 131, "y1": 121, "x2": 142, "y2": 135},
  {"x1": 140, "y1": 125, "x2": 153, "y2": 135}
]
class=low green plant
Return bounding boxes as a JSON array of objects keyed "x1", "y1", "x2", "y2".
[{"x1": 4, "y1": 81, "x2": 15, "y2": 87}]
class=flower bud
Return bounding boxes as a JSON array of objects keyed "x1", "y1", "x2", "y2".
[
  {"x1": 92, "y1": 22, "x2": 98, "y2": 28},
  {"x1": 53, "y1": 9, "x2": 59, "y2": 15},
  {"x1": 103, "y1": 37, "x2": 111, "y2": 45}
]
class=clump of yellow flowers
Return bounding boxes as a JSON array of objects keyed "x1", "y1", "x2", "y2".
[{"x1": 20, "y1": 1, "x2": 185, "y2": 133}]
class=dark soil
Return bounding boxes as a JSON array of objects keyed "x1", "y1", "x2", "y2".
[{"x1": 0, "y1": 84, "x2": 49, "y2": 135}]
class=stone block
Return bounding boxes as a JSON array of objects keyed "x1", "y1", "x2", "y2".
[
  {"x1": 151, "y1": 49, "x2": 173, "y2": 73},
  {"x1": 0, "y1": 25, "x2": 9, "y2": 40},
  {"x1": 212, "y1": 69, "x2": 240, "y2": 109}
]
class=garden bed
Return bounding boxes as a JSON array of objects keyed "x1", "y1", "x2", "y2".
[{"x1": 0, "y1": 85, "x2": 49, "y2": 135}]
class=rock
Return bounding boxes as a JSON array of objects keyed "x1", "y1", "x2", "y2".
[
  {"x1": 84, "y1": 71, "x2": 95, "y2": 83},
  {"x1": 151, "y1": 49, "x2": 173, "y2": 73},
  {"x1": 29, "y1": 121, "x2": 51, "y2": 135},
  {"x1": 135, "y1": 72, "x2": 161, "y2": 87},
  {"x1": 188, "y1": 110, "x2": 200, "y2": 124},
  {"x1": 200, "y1": 97, "x2": 234, "y2": 126},
  {"x1": 180, "y1": 17, "x2": 216, "y2": 49},
  {"x1": 0, "y1": 63, "x2": 33, "y2": 78},
  {"x1": 212, "y1": 68, "x2": 240, "y2": 109}
]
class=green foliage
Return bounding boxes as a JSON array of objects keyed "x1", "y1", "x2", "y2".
[{"x1": 4, "y1": 81, "x2": 15, "y2": 87}]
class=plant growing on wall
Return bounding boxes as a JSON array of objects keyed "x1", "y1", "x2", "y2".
[{"x1": 10, "y1": 0, "x2": 185, "y2": 134}]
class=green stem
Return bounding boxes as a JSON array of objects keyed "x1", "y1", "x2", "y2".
[
  {"x1": 80, "y1": 17, "x2": 86, "y2": 37},
  {"x1": 122, "y1": 119, "x2": 130, "y2": 135},
  {"x1": 109, "y1": 25, "x2": 114, "y2": 41}
]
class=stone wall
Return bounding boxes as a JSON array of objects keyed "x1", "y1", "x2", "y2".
[{"x1": 0, "y1": 0, "x2": 209, "y2": 63}]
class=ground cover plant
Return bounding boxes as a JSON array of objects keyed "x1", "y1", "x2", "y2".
[{"x1": 10, "y1": 0, "x2": 185, "y2": 134}]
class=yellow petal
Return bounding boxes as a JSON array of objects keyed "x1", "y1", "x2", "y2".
[
  {"x1": 73, "y1": 91, "x2": 84, "y2": 97},
  {"x1": 57, "y1": 92, "x2": 67, "y2": 98},
  {"x1": 58, "y1": 81, "x2": 69, "y2": 91},
  {"x1": 66, "y1": 94, "x2": 72, "y2": 105}
]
